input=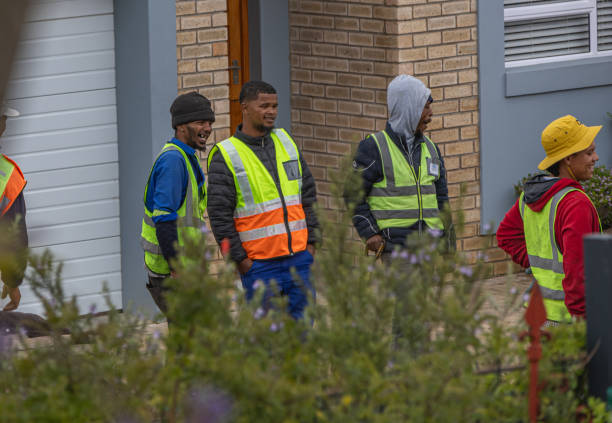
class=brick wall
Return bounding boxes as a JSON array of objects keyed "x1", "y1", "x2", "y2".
[{"x1": 176, "y1": 0, "x2": 230, "y2": 152}]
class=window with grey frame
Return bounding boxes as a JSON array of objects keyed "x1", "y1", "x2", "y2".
[{"x1": 504, "y1": 0, "x2": 612, "y2": 66}]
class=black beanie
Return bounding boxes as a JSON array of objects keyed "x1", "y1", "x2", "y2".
[{"x1": 170, "y1": 92, "x2": 215, "y2": 129}]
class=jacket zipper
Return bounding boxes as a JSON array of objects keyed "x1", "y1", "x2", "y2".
[
  {"x1": 262, "y1": 136, "x2": 294, "y2": 256},
  {"x1": 401, "y1": 139, "x2": 423, "y2": 236}
]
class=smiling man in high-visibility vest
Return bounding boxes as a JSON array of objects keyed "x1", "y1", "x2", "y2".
[
  {"x1": 497, "y1": 115, "x2": 602, "y2": 325},
  {"x1": 141, "y1": 92, "x2": 213, "y2": 315},
  {"x1": 0, "y1": 103, "x2": 27, "y2": 311},
  {"x1": 207, "y1": 80, "x2": 319, "y2": 320}
]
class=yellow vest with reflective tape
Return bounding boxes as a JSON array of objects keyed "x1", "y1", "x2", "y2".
[
  {"x1": 367, "y1": 130, "x2": 443, "y2": 231},
  {"x1": 520, "y1": 186, "x2": 601, "y2": 322},
  {"x1": 141, "y1": 143, "x2": 206, "y2": 275},
  {"x1": 207, "y1": 129, "x2": 308, "y2": 260}
]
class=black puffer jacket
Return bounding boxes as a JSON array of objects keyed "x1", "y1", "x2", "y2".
[
  {"x1": 207, "y1": 126, "x2": 319, "y2": 263},
  {"x1": 348, "y1": 122, "x2": 453, "y2": 251}
]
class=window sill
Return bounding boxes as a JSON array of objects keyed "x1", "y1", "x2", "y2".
[{"x1": 505, "y1": 56, "x2": 612, "y2": 97}]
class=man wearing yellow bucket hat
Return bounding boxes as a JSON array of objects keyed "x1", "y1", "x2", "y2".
[{"x1": 497, "y1": 115, "x2": 602, "y2": 324}]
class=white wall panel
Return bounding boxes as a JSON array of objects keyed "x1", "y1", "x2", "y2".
[{"x1": 1, "y1": 0, "x2": 122, "y2": 315}]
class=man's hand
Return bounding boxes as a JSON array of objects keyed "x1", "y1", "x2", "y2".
[
  {"x1": 307, "y1": 244, "x2": 316, "y2": 258},
  {"x1": 238, "y1": 258, "x2": 253, "y2": 275},
  {"x1": 366, "y1": 234, "x2": 384, "y2": 252},
  {"x1": 1, "y1": 285, "x2": 21, "y2": 311}
]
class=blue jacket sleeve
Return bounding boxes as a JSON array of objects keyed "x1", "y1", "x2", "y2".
[{"x1": 149, "y1": 150, "x2": 189, "y2": 223}]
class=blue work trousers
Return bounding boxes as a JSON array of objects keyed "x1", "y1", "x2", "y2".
[{"x1": 240, "y1": 250, "x2": 315, "y2": 320}]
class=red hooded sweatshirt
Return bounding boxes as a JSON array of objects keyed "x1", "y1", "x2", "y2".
[{"x1": 497, "y1": 175, "x2": 601, "y2": 317}]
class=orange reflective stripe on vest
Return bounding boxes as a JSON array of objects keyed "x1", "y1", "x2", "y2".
[{"x1": 0, "y1": 155, "x2": 26, "y2": 217}]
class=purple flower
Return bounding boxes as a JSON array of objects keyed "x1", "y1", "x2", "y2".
[
  {"x1": 367, "y1": 265, "x2": 374, "y2": 272},
  {"x1": 252, "y1": 281, "x2": 261, "y2": 291},
  {"x1": 253, "y1": 307, "x2": 265, "y2": 320},
  {"x1": 89, "y1": 303, "x2": 97, "y2": 314},
  {"x1": 269, "y1": 323, "x2": 279, "y2": 332},
  {"x1": 427, "y1": 228, "x2": 443, "y2": 237},
  {"x1": 185, "y1": 387, "x2": 233, "y2": 423},
  {"x1": 153, "y1": 330, "x2": 161, "y2": 340},
  {"x1": 459, "y1": 266, "x2": 473, "y2": 277},
  {"x1": 391, "y1": 250, "x2": 399, "y2": 259},
  {"x1": 510, "y1": 287, "x2": 518, "y2": 295},
  {"x1": 410, "y1": 254, "x2": 419, "y2": 264},
  {"x1": 483, "y1": 223, "x2": 492, "y2": 233},
  {"x1": 200, "y1": 225, "x2": 210, "y2": 234},
  {"x1": 523, "y1": 293, "x2": 530, "y2": 303},
  {"x1": 400, "y1": 251, "x2": 409, "y2": 259}
]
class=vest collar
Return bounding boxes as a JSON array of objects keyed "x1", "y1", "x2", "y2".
[
  {"x1": 385, "y1": 122, "x2": 425, "y2": 153},
  {"x1": 234, "y1": 124, "x2": 273, "y2": 147},
  {"x1": 170, "y1": 137, "x2": 196, "y2": 156}
]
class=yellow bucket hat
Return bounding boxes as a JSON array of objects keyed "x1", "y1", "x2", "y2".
[{"x1": 538, "y1": 115, "x2": 601, "y2": 170}]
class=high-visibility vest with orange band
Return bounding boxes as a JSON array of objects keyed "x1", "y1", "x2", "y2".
[
  {"x1": 208, "y1": 129, "x2": 308, "y2": 260},
  {"x1": 520, "y1": 186, "x2": 601, "y2": 322},
  {"x1": 0, "y1": 154, "x2": 26, "y2": 217}
]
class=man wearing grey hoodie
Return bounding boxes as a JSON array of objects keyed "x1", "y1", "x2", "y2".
[{"x1": 349, "y1": 75, "x2": 454, "y2": 259}]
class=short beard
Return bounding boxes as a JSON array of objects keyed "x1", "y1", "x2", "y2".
[
  {"x1": 187, "y1": 126, "x2": 207, "y2": 152},
  {"x1": 255, "y1": 123, "x2": 274, "y2": 134}
]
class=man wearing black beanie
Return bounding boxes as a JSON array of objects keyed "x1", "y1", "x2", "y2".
[{"x1": 141, "y1": 92, "x2": 214, "y2": 315}]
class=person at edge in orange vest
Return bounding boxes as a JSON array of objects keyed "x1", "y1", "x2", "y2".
[
  {"x1": 207, "y1": 80, "x2": 319, "y2": 320},
  {"x1": 141, "y1": 92, "x2": 213, "y2": 315},
  {"x1": 497, "y1": 115, "x2": 602, "y2": 326},
  {"x1": 0, "y1": 103, "x2": 27, "y2": 311}
]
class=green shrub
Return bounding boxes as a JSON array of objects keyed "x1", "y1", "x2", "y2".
[
  {"x1": 582, "y1": 165, "x2": 612, "y2": 229},
  {"x1": 0, "y1": 161, "x2": 608, "y2": 422}
]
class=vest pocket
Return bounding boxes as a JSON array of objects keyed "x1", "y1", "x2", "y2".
[{"x1": 283, "y1": 160, "x2": 300, "y2": 180}]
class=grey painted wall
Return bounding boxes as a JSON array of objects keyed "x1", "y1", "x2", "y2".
[
  {"x1": 114, "y1": 0, "x2": 177, "y2": 314},
  {"x1": 478, "y1": 0, "x2": 612, "y2": 230},
  {"x1": 248, "y1": 0, "x2": 291, "y2": 130}
]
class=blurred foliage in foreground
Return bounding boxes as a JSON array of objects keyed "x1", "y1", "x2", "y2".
[{"x1": 0, "y1": 161, "x2": 607, "y2": 423}]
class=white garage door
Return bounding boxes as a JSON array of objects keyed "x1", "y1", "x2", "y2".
[{"x1": 2, "y1": 0, "x2": 122, "y2": 314}]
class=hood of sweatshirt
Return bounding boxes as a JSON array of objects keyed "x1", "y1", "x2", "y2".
[
  {"x1": 523, "y1": 173, "x2": 583, "y2": 212},
  {"x1": 387, "y1": 75, "x2": 431, "y2": 151}
]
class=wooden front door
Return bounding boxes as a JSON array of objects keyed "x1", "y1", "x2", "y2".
[{"x1": 227, "y1": 0, "x2": 250, "y2": 136}]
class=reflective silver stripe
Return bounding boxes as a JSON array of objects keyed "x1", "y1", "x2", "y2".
[
  {"x1": 423, "y1": 136, "x2": 439, "y2": 160},
  {"x1": 219, "y1": 139, "x2": 255, "y2": 207},
  {"x1": 141, "y1": 237, "x2": 162, "y2": 255},
  {"x1": 372, "y1": 208, "x2": 439, "y2": 220},
  {"x1": 143, "y1": 214, "x2": 155, "y2": 227},
  {"x1": 528, "y1": 255, "x2": 564, "y2": 275},
  {"x1": 239, "y1": 219, "x2": 307, "y2": 242},
  {"x1": 273, "y1": 129, "x2": 303, "y2": 194},
  {"x1": 370, "y1": 185, "x2": 436, "y2": 197},
  {"x1": 370, "y1": 186, "x2": 418, "y2": 197},
  {"x1": 539, "y1": 285, "x2": 565, "y2": 301},
  {"x1": 422, "y1": 208, "x2": 439, "y2": 218},
  {"x1": 234, "y1": 194, "x2": 301, "y2": 218},
  {"x1": 372, "y1": 209, "x2": 421, "y2": 220},
  {"x1": 548, "y1": 187, "x2": 576, "y2": 273},
  {"x1": 372, "y1": 131, "x2": 396, "y2": 187},
  {"x1": 273, "y1": 129, "x2": 299, "y2": 161}
]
